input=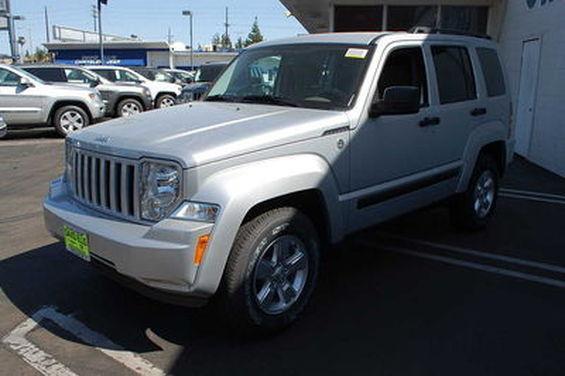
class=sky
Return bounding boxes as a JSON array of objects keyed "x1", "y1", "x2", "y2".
[{"x1": 0, "y1": 0, "x2": 307, "y2": 55}]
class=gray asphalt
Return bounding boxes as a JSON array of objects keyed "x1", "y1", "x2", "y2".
[{"x1": 1, "y1": 131, "x2": 565, "y2": 376}]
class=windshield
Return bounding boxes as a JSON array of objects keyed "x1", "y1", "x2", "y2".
[{"x1": 206, "y1": 44, "x2": 372, "y2": 110}]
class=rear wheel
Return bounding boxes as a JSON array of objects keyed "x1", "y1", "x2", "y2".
[
  {"x1": 156, "y1": 94, "x2": 176, "y2": 109},
  {"x1": 218, "y1": 207, "x2": 320, "y2": 334},
  {"x1": 53, "y1": 105, "x2": 89, "y2": 137},
  {"x1": 450, "y1": 154, "x2": 499, "y2": 231},
  {"x1": 116, "y1": 98, "x2": 143, "y2": 117}
]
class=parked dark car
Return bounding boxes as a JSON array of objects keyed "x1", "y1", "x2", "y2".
[
  {"x1": 164, "y1": 68, "x2": 194, "y2": 85},
  {"x1": 176, "y1": 62, "x2": 229, "y2": 103},
  {"x1": 21, "y1": 64, "x2": 153, "y2": 118}
]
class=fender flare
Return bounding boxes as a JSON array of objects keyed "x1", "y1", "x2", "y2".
[
  {"x1": 457, "y1": 120, "x2": 508, "y2": 192},
  {"x1": 189, "y1": 153, "x2": 343, "y2": 295}
]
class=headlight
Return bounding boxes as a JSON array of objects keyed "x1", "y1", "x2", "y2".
[
  {"x1": 64, "y1": 140, "x2": 73, "y2": 184},
  {"x1": 171, "y1": 202, "x2": 220, "y2": 223},
  {"x1": 140, "y1": 161, "x2": 181, "y2": 221}
]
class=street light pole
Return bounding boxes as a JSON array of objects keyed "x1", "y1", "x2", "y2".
[
  {"x1": 98, "y1": 0, "x2": 104, "y2": 63},
  {"x1": 182, "y1": 10, "x2": 193, "y2": 70}
]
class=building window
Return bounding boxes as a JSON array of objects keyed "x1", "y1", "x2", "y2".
[
  {"x1": 334, "y1": 6, "x2": 383, "y2": 32},
  {"x1": 387, "y1": 6, "x2": 438, "y2": 31},
  {"x1": 440, "y1": 6, "x2": 489, "y2": 34},
  {"x1": 431, "y1": 46, "x2": 476, "y2": 104}
]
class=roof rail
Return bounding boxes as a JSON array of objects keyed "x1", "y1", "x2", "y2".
[{"x1": 408, "y1": 26, "x2": 492, "y2": 40}]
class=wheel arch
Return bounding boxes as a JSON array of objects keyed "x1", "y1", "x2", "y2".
[
  {"x1": 189, "y1": 154, "x2": 344, "y2": 296},
  {"x1": 48, "y1": 100, "x2": 93, "y2": 125}
]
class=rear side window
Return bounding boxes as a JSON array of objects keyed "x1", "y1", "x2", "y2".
[
  {"x1": 25, "y1": 68, "x2": 66, "y2": 82},
  {"x1": 431, "y1": 46, "x2": 476, "y2": 104},
  {"x1": 476, "y1": 48, "x2": 506, "y2": 97},
  {"x1": 91, "y1": 69, "x2": 116, "y2": 81}
]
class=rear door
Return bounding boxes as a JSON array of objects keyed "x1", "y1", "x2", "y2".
[{"x1": 427, "y1": 44, "x2": 480, "y2": 164}]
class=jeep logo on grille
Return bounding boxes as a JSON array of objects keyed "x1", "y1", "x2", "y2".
[{"x1": 94, "y1": 136, "x2": 110, "y2": 144}]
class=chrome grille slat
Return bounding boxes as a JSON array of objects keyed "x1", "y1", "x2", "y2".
[{"x1": 68, "y1": 148, "x2": 140, "y2": 220}]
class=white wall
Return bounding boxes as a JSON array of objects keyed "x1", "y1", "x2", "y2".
[{"x1": 499, "y1": 0, "x2": 565, "y2": 176}]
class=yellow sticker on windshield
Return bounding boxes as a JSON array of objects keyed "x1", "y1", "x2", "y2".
[{"x1": 345, "y1": 48, "x2": 368, "y2": 59}]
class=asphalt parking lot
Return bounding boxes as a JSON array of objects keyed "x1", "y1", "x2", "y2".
[{"x1": 1, "y1": 131, "x2": 565, "y2": 376}]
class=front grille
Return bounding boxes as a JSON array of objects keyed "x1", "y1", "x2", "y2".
[
  {"x1": 192, "y1": 92, "x2": 204, "y2": 101},
  {"x1": 70, "y1": 148, "x2": 140, "y2": 220}
]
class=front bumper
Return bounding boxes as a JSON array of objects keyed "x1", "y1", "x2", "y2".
[
  {"x1": 89, "y1": 101, "x2": 106, "y2": 120},
  {"x1": 44, "y1": 178, "x2": 214, "y2": 304},
  {"x1": 141, "y1": 95, "x2": 154, "y2": 111}
]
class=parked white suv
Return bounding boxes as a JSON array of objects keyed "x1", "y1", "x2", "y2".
[
  {"x1": 45, "y1": 31, "x2": 514, "y2": 334},
  {"x1": 0, "y1": 64, "x2": 105, "y2": 136},
  {"x1": 87, "y1": 66, "x2": 182, "y2": 109}
]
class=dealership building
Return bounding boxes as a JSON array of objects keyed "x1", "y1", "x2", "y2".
[
  {"x1": 281, "y1": 0, "x2": 565, "y2": 176},
  {"x1": 44, "y1": 40, "x2": 236, "y2": 71}
]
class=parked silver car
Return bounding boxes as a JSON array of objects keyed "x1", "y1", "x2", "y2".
[
  {"x1": 21, "y1": 64, "x2": 153, "y2": 118},
  {"x1": 44, "y1": 31, "x2": 514, "y2": 333},
  {"x1": 0, "y1": 64, "x2": 105, "y2": 136}
]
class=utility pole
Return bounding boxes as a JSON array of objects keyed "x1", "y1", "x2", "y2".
[
  {"x1": 3, "y1": 0, "x2": 25, "y2": 61},
  {"x1": 92, "y1": 4, "x2": 98, "y2": 32},
  {"x1": 44, "y1": 6, "x2": 50, "y2": 42},
  {"x1": 182, "y1": 10, "x2": 193, "y2": 70},
  {"x1": 224, "y1": 7, "x2": 230, "y2": 46}
]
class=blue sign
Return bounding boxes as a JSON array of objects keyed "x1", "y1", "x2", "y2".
[{"x1": 52, "y1": 48, "x2": 148, "y2": 66}]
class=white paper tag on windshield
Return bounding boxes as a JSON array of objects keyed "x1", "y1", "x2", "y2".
[{"x1": 345, "y1": 48, "x2": 368, "y2": 59}]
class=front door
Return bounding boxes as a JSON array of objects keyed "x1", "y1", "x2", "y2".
[
  {"x1": 0, "y1": 68, "x2": 44, "y2": 125},
  {"x1": 350, "y1": 44, "x2": 443, "y2": 191},
  {"x1": 515, "y1": 38, "x2": 541, "y2": 156}
]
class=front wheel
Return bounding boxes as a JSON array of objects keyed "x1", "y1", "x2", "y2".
[
  {"x1": 450, "y1": 154, "x2": 499, "y2": 231},
  {"x1": 53, "y1": 105, "x2": 90, "y2": 137},
  {"x1": 155, "y1": 94, "x2": 176, "y2": 109},
  {"x1": 116, "y1": 98, "x2": 143, "y2": 117},
  {"x1": 218, "y1": 207, "x2": 320, "y2": 334}
]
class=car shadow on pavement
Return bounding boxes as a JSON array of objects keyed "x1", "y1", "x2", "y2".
[
  {"x1": 2, "y1": 128, "x2": 61, "y2": 141},
  {"x1": 4, "y1": 214, "x2": 565, "y2": 376}
]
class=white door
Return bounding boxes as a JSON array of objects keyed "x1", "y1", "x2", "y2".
[{"x1": 515, "y1": 39, "x2": 541, "y2": 156}]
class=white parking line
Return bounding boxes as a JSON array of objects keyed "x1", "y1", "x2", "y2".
[
  {"x1": 377, "y1": 233, "x2": 565, "y2": 275},
  {"x1": 500, "y1": 188, "x2": 565, "y2": 200},
  {"x1": 2, "y1": 306, "x2": 166, "y2": 376},
  {"x1": 359, "y1": 240, "x2": 565, "y2": 289},
  {"x1": 500, "y1": 188, "x2": 565, "y2": 206},
  {"x1": 2, "y1": 316, "x2": 77, "y2": 376}
]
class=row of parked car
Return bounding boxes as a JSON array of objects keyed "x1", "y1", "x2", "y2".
[{"x1": 0, "y1": 61, "x2": 229, "y2": 137}]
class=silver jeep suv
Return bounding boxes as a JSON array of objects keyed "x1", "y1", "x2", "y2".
[
  {"x1": 44, "y1": 31, "x2": 514, "y2": 333},
  {"x1": 0, "y1": 64, "x2": 105, "y2": 136}
]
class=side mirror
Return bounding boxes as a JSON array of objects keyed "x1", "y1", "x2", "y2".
[
  {"x1": 19, "y1": 76, "x2": 34, "y2": 88},
  {"x1": 369, "y1": 86, "x2": 421, "y2": 117}
]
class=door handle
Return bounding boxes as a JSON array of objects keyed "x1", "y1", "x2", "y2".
[
  {"x1": 419, "y1": 117, "x2": 441, "y2": 127},
  {"x1": 471, "y1": 107, "x2": 487, "y2": 117}
]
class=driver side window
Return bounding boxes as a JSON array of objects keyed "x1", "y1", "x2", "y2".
[
  {"x1": 0, "y1": 69, "x2": 21, "y2": 87},
  {"x1": 376, "y1": 47, "x2": 428, "y2": 106}
]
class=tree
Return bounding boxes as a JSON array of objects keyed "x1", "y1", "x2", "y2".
[
  {"x1": 235, "y1": 37, "x2": 244, "y2": 50},
  {"x1": 245, "y1": 17, "x2": 264, "y2": 47},
  {"x1": 220, "y1": 33, "x2": 232, "y2": 50},
  {"x1": 212, "y1": 33, "x2": 221, "y2": 47}
]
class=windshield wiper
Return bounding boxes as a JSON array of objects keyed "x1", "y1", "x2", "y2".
[
  {"x1": 240, "y1": 95, "x2": 299, "y2": 107},
  {"x1": 205, "y1": 94, "x2": 237, "y2": 102}
]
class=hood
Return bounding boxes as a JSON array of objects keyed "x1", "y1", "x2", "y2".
[
  {"x1": 181, "y1": 82, "x2": 210, "y2": 94},
  {"x1": 43, "y1": 83, "x2": 97, "y2": 94},
  {"x1": 71, "y1": 101, "x2": 350, "y2": 168}
]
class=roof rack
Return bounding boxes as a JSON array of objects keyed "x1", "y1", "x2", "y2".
[{"x1": 408, "y1": 26, "x2": 492, "y2": 40}]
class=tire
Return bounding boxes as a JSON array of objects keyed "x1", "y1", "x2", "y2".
[
  {"x1": 53, "y1": 105, "x2": 90, "y2": 137},
  {"x1": 450, "y1": 154, "x2": 499, "y2": 231},
  {"x1": 116, "y1": 98, "x2": 143, "y2": 118},
  {"x1": 155, "y1": 94, "x2": 176, "y2": 109},
  {"x1": 218, "y1": 207, "x2": 320, "y2": 335}
]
